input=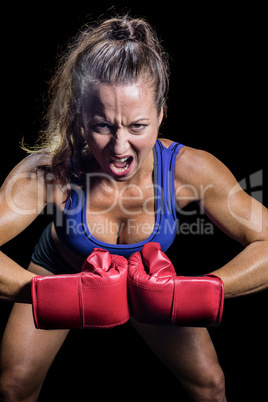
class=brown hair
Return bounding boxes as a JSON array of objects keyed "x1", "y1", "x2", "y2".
[{"x1": 25, "y1": 15, "x2": 170, "y2": 186}]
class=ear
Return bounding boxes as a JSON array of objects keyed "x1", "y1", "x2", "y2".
[{"x1": 158, "y1": 107, "x2": 164, "y2": 127}]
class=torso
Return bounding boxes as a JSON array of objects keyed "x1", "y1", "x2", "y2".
[{"x1": 51, "y1": 138, "x2": 187, "y2": 268}]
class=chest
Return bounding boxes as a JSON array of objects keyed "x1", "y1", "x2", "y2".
[{"x1": 85, "y1": 180, "x2": 156, "y2": 245}]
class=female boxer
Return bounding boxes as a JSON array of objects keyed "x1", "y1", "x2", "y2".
[{"x1": 0, "y1": 15, "x2": 267, "y2": 401}]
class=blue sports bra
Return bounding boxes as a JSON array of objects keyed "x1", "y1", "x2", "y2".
[{"x1": 54, "y1": 140, "x2": 184, "y2": 258}]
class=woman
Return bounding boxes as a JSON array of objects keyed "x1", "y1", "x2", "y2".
[{"x1": 0, "y1": 15, "x2": 267, "y2": 401}]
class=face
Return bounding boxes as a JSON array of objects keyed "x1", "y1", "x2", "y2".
[{"x1": 82, "y1": 81, "x2": 163, "y2": 181}]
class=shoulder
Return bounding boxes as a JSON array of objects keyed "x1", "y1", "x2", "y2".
[
  {"x1": 0, "y1": 154, "x2": 48, "y2": 205},
  {"x1": 0, "y1": 153, "x2": 66, "y2": 204},
  {"x1": 1, "y1": 153, "x2": 52, "y2": 189},
  {"x1": 157, "y1": 138, "x2": 238, "y2": 197},
  {"x1": 173, "y1": 145, "x2": 238, "y2": 207},
  {"x1": 157, "y1": 138, "x2": 219, "y2": 179},
  {"x1": 5, "y1": 153, "x2": 51, "y2": 174},
  {"x1": 175, "y1": 146, "x2": 227, "y2": 180},
  {"x1": 1, "y1": 153, "x2": 51, "y2": 186}
]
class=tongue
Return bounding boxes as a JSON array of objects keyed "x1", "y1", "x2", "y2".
[
  {"x1": 111, "y1": 157, "x2": 131, "y2": 168},
  {"x1": 113, "y1": 161, "x2": 127, "y2": 168}
]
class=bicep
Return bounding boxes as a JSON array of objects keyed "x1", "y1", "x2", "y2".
[
  {"x1": 201, "y1": 179, "x2": 268, "y2": 246},
  {"x1": 175, "y1": 148, "x2": 268, "y2": 246},
  {"x1": 199, "y1": 157, "x2": 268, "y2": 246}
]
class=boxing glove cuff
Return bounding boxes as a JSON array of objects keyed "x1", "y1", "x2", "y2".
[
  {"x1": 171, "y1": 274, "x2": 224, "y2": 327},
  {"x1": 128, "y1": 247, "x2": 224, "y2": 327}
]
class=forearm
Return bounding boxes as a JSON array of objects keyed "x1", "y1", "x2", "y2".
[
  {"x1": 211, "y1": 240, "x2": 268, "y2": 299},
  {"x1": 0, "y1": 251, "x2": 35, "y2": 303}
]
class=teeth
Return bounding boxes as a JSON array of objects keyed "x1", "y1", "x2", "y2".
[
  {"x1": 111, "y1": 164, "x2": 129, "y2": 173},
  {"x1": 109, "y1": 157, "x2": 129, "y2": 163},
  {"x1": 108, "y1": 156, "x2": 132, "y2": 174}
]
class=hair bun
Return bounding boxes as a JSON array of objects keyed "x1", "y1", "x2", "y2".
[
  {"x1": 107, "y1": 18, "x2": 148, "y2": 43},
  {"x1": 110, "y1": 24, "x2": 133, "y2": 41}
]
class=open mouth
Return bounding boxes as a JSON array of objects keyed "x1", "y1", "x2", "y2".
[{"x1": 108, "y1": 156, "x2": 133, "y2": 175}]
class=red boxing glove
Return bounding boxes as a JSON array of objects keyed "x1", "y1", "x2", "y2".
[
  {"x1": 128, "y1": 243, "x2": 224, "y2": 327},
  {"x1": 31, "y1": 248, "x2": 130, "y2": 329}
]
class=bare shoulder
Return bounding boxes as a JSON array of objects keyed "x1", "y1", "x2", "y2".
[
  {"x1": 176, "y1": 146, "x2": 236, "y2": 183},
  {"x1": 0, "y1": 153, "x2": 54, "y2": 244},
  {"x1": 157, "y1": 138, "x2": 238, "y2": 200},
  {"x1": 173, "y1": 145, "x2": 239, "y2": 207},
  {"x1": 157, "y1": 139, "x2": 224, "y2": 182},
  {"x1": 2, "y1": 153, "x2": 52, "y2": 177},
  {"x1": 0, "y1": 153, "x2": 58, "y2": 203}
]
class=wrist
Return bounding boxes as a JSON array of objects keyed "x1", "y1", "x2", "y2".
[{"x1": 14, "y1": 271, "x2": 37, "y2": 304}]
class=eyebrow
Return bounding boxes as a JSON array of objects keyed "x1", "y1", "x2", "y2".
[{"x1": 90, "y1": 116, "x2": 150, "y2": 124}]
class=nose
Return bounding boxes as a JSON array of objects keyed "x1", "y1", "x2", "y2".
[{"x1": 109, "y1": 128, "x2": 129, "y2": 155}]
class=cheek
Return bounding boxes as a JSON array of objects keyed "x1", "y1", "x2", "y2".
[{"x1": 86, "y1": 133, "x2": 107, "y2": 153}]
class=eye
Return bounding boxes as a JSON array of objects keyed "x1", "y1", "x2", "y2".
[
  {"x1": 91, "y1": 123, "x2": 112, "y2": 134},
  {"x1": 129, "y1": 123, "x2": 147, "y2": 133}
]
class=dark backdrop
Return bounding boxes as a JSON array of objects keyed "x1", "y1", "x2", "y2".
[{"x1": 1, "y1": 2, "x2": 267, "y2": 401}]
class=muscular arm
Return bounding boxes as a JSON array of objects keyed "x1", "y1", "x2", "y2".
[
  {"x1": 0, "y1": 154, "x2": 51, "y2": 302},
  {"x1": 175, "y1": 146, "x2": 268, "y2": 299}
]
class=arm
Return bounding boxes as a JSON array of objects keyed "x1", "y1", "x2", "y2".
[
  {"x1": 175, "y1": 147, "x2": 268, "y2": 299},
  {"x1": 0, "y1": 154, "x2": 51, "y2": 302}
]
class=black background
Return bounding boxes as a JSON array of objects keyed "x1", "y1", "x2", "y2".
[{"x1": 0, "y1": 2, "x2": 267, "y2": 401}]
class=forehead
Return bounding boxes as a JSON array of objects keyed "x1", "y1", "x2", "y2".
[{"x1": 82, "y1": 81, "x2": 156, "y2": 118}]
